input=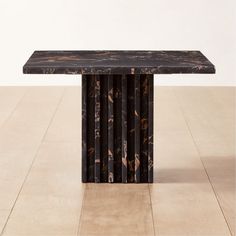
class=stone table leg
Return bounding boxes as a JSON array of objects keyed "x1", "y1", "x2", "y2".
[{"x1": 82, "y1": 74, "x2": 154, "y2": 183}]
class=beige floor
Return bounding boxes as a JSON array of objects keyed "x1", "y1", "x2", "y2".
[{"x1": 0, "y1": 86, "x2": 235, "y2": 236}]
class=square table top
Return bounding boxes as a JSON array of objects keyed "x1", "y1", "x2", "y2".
[{"x1": 23, "y1": 50, "x2": 215, "y2": 75}]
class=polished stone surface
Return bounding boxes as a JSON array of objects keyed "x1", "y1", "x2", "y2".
[{"x1": 23, "y1": 50, "x2": 215, "y2": 74}]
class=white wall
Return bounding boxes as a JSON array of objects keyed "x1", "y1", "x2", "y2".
[{"x1": 0, "y1": 0, "x2": 235, "y2": 86}]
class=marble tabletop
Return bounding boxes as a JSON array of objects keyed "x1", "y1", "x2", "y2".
[{"x1": 23, "y1": 50, "x2": 215, "y2": 75}]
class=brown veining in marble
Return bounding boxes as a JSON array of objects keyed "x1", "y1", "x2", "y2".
[{"x1": 23, "y1": 51, "x2": 215, "y2": 75}]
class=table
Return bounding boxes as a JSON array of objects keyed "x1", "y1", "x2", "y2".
[{"x1": 23, "y1": 50, "x2": 215, "y2": 183}]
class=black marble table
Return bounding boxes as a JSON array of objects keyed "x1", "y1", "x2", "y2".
[{"x1": 23, "y1": 50, "x2": 215, "y2": 183}]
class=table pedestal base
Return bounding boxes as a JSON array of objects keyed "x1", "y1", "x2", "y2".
[{"x1": 82, "y1": 74, "x2": 153, "y2": 183}]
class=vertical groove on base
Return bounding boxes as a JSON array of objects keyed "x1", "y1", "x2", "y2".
[
  {"x1": 82, "y1": 76, "x2": 87, "y2": 183},
  {"x1": 114, "y1": 76, "x2": 122, "y2": 182},
  {"x1": 121, "y1": 75, "x2": 128, "y2": 183},
  {"x1": 148, "y1": 75, "x2": 154, "y2": 183},
  {"x1": 108, "y1": 75, "x2": 114, "y2": 183},
  {"x1": 134, "y1": 74, "x2": 141, "y2": 183},
  {"x1": 127, "y1": 75, "x2": 135, "y2": 183},
  {"x1": 94, "y1": 75, "x2": 101, "y2": 183},
  {"x1": 140, "y1": 75, "x2": 148, "y2": 182},
  {"x1": 86, "y1": 75, "x2": 95, "y2": 182},
  {"x1": 100, "y1": 76, "x2": 108, "y2": 182}
]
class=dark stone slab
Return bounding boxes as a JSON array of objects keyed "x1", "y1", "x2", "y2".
[{"x1": 23, "y1": 51, "x2": 215, "y2": 75}]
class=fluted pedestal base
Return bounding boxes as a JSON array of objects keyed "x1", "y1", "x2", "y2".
[{"x1": 82, "y1": 74, "x2": 153, "y2": 183}]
